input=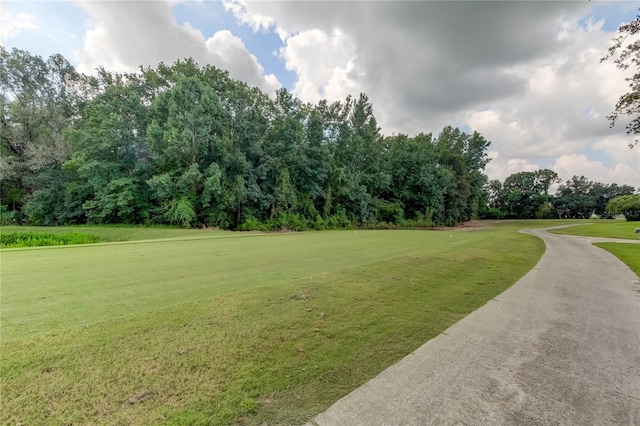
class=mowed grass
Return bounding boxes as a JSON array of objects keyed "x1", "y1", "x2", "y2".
[
  {"x1": 2, "y1": 223, "x2": 546, "y2": 425},
  {"x1": 595, "y1": 243, "x2": 640, "y2": 276},
  {"x1": 548, "y1": 219, "x2": 640, "y2": 240}
]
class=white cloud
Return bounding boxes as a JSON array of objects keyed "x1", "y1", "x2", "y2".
[
  {"x1": 528, "y1": 65, "x2": 560, "y2": 97},
  {"x1": 0, "y1": 11, "x2": 37, "y2": 42},
  {"x1": 279, "y1": 28, "x2": 361, "y2": 103},
  {"x1": 74, "y1": 1, "x2": 280, "y2": 95},
  {"x1": 232, "y1": 2, "x2": 638, "y2": 187},
  {"x1": 467, "y1": 110, "x2": 538, "y2": 158},
  {"x1": 552, "y1": 153, "x2": 639, "y2": 186},
  {"x1": 7, "y1": 0, "x2": 630, "y2": 187},
  {"x1": 222, "y1": 0, "x2": 274, "y2": 34},
  {"x1": 593, "y1": 135, "x2": 640, "y2": 177},
  {"x1": 485, "y1": 151, "x2": 540, "y2": 183},
  {"x1": 205, "y1": 30, "x2": 280, "y2": 92},
  {"x1": 465, "y1": 14, "x2": 638, "y2": 185}
]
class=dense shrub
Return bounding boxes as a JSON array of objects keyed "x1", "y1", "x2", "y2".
[
  {"x1": 482, "y1": 207, "x2": 506, "y2": 220},
  {"x1": 0, "y1": 232, "x2": 103, "y2": 248},
  {"x1": 0, "y1": 205, "x2": 21, "y2": 226}
]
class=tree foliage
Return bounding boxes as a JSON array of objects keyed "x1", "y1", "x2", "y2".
[
  {"x1": 0, "y1": 46, "x2": 83, "y2": 223},
  {"x1": 607, "y1": 194, "x2": 640, "y2": 221},
  {"x1": 487, "y1": 170, "x2": 636, "y2": 220},
  {"x1": 602, "y1": 9, "x2": 640, "y2": 147},
  {"x1": 3, "y1": 48, "x2": 637, "y2": 229},
  {"x1": 1, "y1": 48, "x2": 495, "y2": 229}
]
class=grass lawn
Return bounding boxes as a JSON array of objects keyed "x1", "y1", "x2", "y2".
[
  {"x1": 594, "y1": 243, "x2": 640, "y2": 276},
  {"x1": 548, "y1": 219, "x2": 640, "y2": 240},
  {"x1": 0, "y1": 221, "x2": 558, "y2": 424}
]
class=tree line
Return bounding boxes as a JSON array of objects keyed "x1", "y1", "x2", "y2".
[
  {"x1": 2, "y1": 47, "x2": 636, "y2": 230},
  {"x1": 1, "y1": 47, "x2": 491, "y2": 229},
  {"x1": 486, "y1": 170, "x2": 637, "y2": 220}
]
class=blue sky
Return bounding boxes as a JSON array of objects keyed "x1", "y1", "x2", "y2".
[
  {"x1": 169, "y1": 1, "x2": 296, "y2": 88},
  {"x1": 1, "y1": 1, "x2": 638, "y2": 188}
]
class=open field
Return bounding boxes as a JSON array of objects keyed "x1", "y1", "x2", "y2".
[
  {"x1": 0, "y1": 221, "x2": 573, "y2": 424},
  {"x1": 548, "y1": 219, "x2": 640, "y2": 240}
]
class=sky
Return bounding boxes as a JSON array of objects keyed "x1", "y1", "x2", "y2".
[{"x1": 1, "y1": 0, "x2": 639, "y2": 189}]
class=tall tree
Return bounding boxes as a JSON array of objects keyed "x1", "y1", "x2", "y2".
[
  {"x1": 601, "y1": 9, "x2": 640, "y2": 147},
  {"x1": 296, "y1": 106, "x2": 330, "y2": 218},
  {"x1": 501, "y1": 171, "x2": 541, "y2": 218},
  {"x1": 554, "y1": 176, "x2": 596, "y2": 219},
  {"x1": 65, "y1": 78, "x2": 150, "y2": 224},
  {"x1": 331, "y1": 93, "x2": 389, "y2": 223},
  {"x1": 534, "y1": 169, "x2": 560, "y2": 196},
  {"x1": 146, "y1": 76, "x2": 230, "y2": 226},
  {"x1": 0, "y1": 47, "x2": 82, "y2": 223},
  {"x1": 436, "y1": 126, "x2": 471, "y2": 225},
  {"x1": 465, "y1": 131, "x2": 491, "y2": 219},
  {"x1": 385, "y1": 133, "x2": 443, "y2": 223}
]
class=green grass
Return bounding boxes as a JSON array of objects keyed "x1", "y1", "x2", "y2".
[
  {"x1": 1, "y1": 222, "x2": 549, "y2": 425},
  {"x1": 548, "y1": 219, "x2": 640, "y2": 240},
  {"x1": 595, "y1": 243, "x2": 640, "y2": 276}
]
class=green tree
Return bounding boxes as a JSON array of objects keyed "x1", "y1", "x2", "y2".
[
  {"x1": 535, "y1": 169, "x2": 560, "y2": 196},
  {"x1": 465, "y1": 131, "x2": 491, "y2": 219},
  {"x1": 334, "y1": 94, "x2": 390, "y2": 223},
  {"x1": 148, "y1": 76, "x2": 224, "y2": 169},
  {"x1": 385, "y1": 133, "x2": 442, "y2": 223},
  {"x1": 1, "y1": 48, "x2": 501, "y2": 229},
  {"x1": 258, "y1": 89, "x2": 304, "y2": 221},
  {"x1": 490, "y1": 169, "x2": 567, "y2": 219},
  {"x1": 500, "y1": 171, "x2": 542, "y2": 218},
  {"x1": 436, "y1": 126, "x2": 471, "y2": 225},
  {"x1": 486, "y1": 179, "x2": 504, "y2": 210},
  {"x1": 606, "y1": 194, "x2": 640, "y2": 221},
  {"x1": 0, "y1": 47, "x2": 82, "y2": 222},
  {"x1": 602, "y1": 9, "x2": 640, "y2": 146},
  {"x1": 590, "y1": 182, "x2": 636, "y2": 218},
  {"x1": 65, "y1": 78, "x2": 150, "y2": 224},
  {"x1": 554, "y1": 176, "x2": 595, "y2": 219},
  {"x1": 146, "y1": 76, "x2": 232, "y2": 225}
]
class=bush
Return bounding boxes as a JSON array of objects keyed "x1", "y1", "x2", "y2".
[
  {"x1": 324, "y1": 211, "x2": 354, "y2": 229},
  {"x1": 0, "y1": 204, "x2": 21, "y2": 226},
  {"x1": 374, "y1": 200, "x2": 404, "y2": 224},
  {"x1": 274, "y1": 213, "x2": 308, "y2": 231},
  {"x1": 0, "y1": 232, "x2": 103, "y2": 248},
  {"x1": 238, "y1": 216, "x2": 270, "y2": 232},
  {"x1": 399, "y1": 210, "x2": 435, "y2": 228},
  {"x1": 482, "y1": 207, "x2": 506, "y2": 220},
  {"x1": 239, "y1": 212, "x2": 358, "y2": 232}
]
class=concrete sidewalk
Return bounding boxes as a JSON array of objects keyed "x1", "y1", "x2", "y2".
[{"x1": 306, "y1": 228, "x2": 640, "y2": 425}]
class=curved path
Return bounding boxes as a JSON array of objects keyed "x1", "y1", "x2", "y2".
[{"x1": 307, "y1": 227, "x2": 640, "y2": 425}]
